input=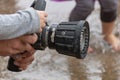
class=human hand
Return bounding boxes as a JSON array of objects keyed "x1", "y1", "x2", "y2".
[
  {"x1": 11, "y1": 51, "x2": 35, "y2": 70},
  {"x1": 0, "y1": 34, "x2": 37, "y2": 56},
  {"x1": 37, "y1": 11, "x2": 48, "y2": 32}
]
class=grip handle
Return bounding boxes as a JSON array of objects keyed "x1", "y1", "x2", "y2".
[
  {"x1": 31, "y1": 0, "x2": 46, "y2": 10},
  {"x1": 7, "y1": 0, "x2": 46, "y2": 72},
  {"x1": 7, "y1": 57, "x2": 21, "y2": 72}
]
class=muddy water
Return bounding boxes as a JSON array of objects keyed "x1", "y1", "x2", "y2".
[
  {"x1": 0, "y1": 0, "x2": 16, "y2": 14},
  {"x1": 0, "y1": 1, "x2": 17, "y2": 80},
  {"x1": 68, "y1": 1, "x2": 120, "y2": 80},
  {"x1": 0, "y1": 0, "x2": 120, "y2": 80}
]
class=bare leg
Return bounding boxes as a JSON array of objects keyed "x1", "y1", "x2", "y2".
[{"x1": 102, "y1": 21, "x2": 120, "y2": 51}]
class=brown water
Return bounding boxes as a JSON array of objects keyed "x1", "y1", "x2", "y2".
[
  {"x1": 0, "y1": 0, "x2": 16, "y2": 14},
  {"x1": 0, "y1": 0, "x2": 120, "y2": 80},
  {"x1": 68, "y1": 1, "x2": 120, "y2": 80}
]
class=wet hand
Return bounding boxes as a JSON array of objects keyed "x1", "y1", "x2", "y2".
[
  {"x1": 0, "y1": 34, "x2": 37, "y2": 56},
  {"x1": 37, "y1": 11, "x2": 48, "y2": 32},
  {"x1": 12, "y1": 51, "x2": 35, "y2": 70}
]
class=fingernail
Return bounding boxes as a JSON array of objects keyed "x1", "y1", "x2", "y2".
[
  {"x1": 19, "y1": 68, "x2": 24, "y2": 71},
  {"x1": 14, "y1": 62, "x2": 19, "y2": 66},
  {"x1": 19, "y1": 67, "x2": 26, "y2": 70}
]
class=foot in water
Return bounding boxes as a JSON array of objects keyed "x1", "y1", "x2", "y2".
[
  {"x1": 104, "y1": 34, "x2": 120, "y2": 52},
  {"x1": 87, "y1": 47, "x2": 94, "y2": 53}
]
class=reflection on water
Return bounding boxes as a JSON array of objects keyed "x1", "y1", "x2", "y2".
[{"x1": 0, "y1": 0, "x2": 120, "y2": 80}]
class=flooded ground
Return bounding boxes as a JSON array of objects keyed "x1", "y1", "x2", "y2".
[{"x1": 0, "y1": 0, "x2": 120, "y2": 80}]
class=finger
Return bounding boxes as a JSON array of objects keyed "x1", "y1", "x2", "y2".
[
  {"x1": 13, "y1": 63, "x2": 28, "y2": 71},
  {"x1": 7, "y1": 49, "x2": 22, "y2": 56},
  {"x1": 40, "y1": 28, "x2": 42, "y2": 32},
  {"x1": 15, "y1": 43, "x2": 35, "y2": 53},
  {"x1": 6, "y1": 39, "x2": 25, "y2": 55},
  {"x1": 19, "y1": 66, "x2": 27, "y2": 71},
  {"x1": 12, "y1": 51, "x2": 35, "y2": 62},
  {"x1": 20, "y1": 51, "x2": 35, "y2": 60},
  {"x1": 11, "y1": 54, "x2": 23, "y2": 61},
  {"x1": 41, "y1": 23, "x2": 46, "y2": 29},
  {"x1": 20, "y1": 55, "x2": 34, "y2": 65},
  {"x1": 8, "y1": 38, "x2": 26, "y2": 52},
  {"x1": 39, "y1": 11, "x2": 48, "y2": 17},
  {"x1": 23, "y1": 43, "x2": 35, "y2": 53},
  {"x1": 19, "y1": 34, "x2": 38, "y2": 44},
  {"x1": 40, "y1": 20, "x2": 46, "y2": 28},
  {"x1": 14, "y1": 55, "x2": 34, "y2": 67}
]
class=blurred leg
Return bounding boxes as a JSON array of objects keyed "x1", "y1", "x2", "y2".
[
  {"x1": 69, "y1": 0, "x2": 95, "y2": 21},
  {"x1": 69, "y1": 0, "x2": 95, "y2": 53},
  {"x1": 99, "y1": 0, "x2": 120, "y2": 51}
]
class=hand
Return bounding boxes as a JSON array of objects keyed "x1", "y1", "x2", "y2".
[
  {"x1": 12, "y1": 51, "x2": 35, "y2": 70},
  {"x1": 0, "y1": 34, "x2": 37, "y2": 56},
  {"x1": 37, "y1": 11, "x2": 48, "y2": 32}
]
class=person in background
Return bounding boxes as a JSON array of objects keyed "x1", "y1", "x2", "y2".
[{"x1": 69, "y1": 0, "x2": 120, "y2": 53}]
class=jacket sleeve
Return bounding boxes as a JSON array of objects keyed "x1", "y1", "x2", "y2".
[{"x1": 0, "y1": 8, "x2": 40, "y2": 40}]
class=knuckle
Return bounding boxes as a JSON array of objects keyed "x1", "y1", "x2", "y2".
[
  {"x1": 8, "y1": 49, "x2": 14, "y2": 54},
  {"x1": 26, "y1": 44, "x2": 34, "y2": 51},
  {"x1": 33, "y1": 35, "x2": 38, "y2": 43},
  {"x1": 30, "y1": 38, "x2": 34, "y2": 44},
  {"x1": 30, "y1": 37, "x2": 37, "y2": 44}
]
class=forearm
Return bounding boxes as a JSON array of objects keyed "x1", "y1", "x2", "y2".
[{"x1": 0, "y1": 8, "x2": 40, "y2": 40}]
